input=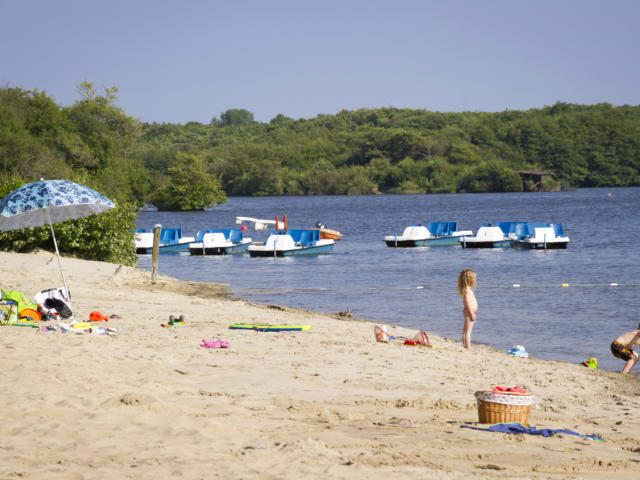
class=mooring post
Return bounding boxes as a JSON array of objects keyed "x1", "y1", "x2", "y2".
[{"x1": 151, "y1": 223, "x2": 162, "y2": 284}]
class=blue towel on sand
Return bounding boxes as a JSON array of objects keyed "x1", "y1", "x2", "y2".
[{"x1": 461, "y1": 422, "x2": 604, "y2": 441}]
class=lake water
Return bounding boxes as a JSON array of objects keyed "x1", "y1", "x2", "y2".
[{"x1": 136, "y1": 187, "x2": 640, "y2": 372}]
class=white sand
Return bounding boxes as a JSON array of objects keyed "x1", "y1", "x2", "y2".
[{"x1": 1, "y1": 250, "x2": 639, "y2": 479}]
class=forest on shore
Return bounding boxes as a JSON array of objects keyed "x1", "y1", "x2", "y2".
[
  {"x1": 1, "y1": 83, "x2": 639, "y2": 264},
  {"x1": 2, "y1": 83, "x2": 639, "y2": 209}
]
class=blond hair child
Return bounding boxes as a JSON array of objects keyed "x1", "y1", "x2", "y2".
[{"x1": 458, "y1": 269, "x2": 478, "y2": 349}]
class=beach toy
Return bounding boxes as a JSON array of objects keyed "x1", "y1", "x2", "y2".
[
  {"x1": 89, "y1": 311, "x2": 109, "y2": 322},
  {"x1": 229, "y1": 324, "x2": 311, "y2": 332},
  {"x1": 19, "y1": 308, "x2": 41, "y2": 322},
  {"x1": 582, "y1": 357, "x2": 598, "y2": 369},
  {"x1": 161, "y1": 320, "x2": 185, "y2": 327},
  {"x1": 201, "y1": 339, "x2": 229, "y2": 348},
  {"x1": 162, "y1": 315, "x2": 185, "y2": 328},
  {"x1": 507, "y1": 345, "x2": 529, "y2": 358},
  {"x1": 375, "y1": 324, "x2": 390, "y2": 342}
]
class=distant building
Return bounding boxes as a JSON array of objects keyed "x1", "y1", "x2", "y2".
[{"x1": 518, "y1": 170, "x2": 559, "y2": 192}]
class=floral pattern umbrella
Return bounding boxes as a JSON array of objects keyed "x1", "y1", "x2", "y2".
[{"x1": 0, "y1": 179, "x2": 116, "y2": 299}]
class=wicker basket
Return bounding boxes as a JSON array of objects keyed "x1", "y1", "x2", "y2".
[{"x1": 475, "y1": 391, "x2": 535, "y2": 426}]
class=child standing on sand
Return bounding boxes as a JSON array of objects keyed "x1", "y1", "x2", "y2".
[
  {"x1": 458, "y1": 269, "x2": 478, "y2": 349},
  {"x1": 611, "y1": 329, "x2": 640, "y2": 373}
]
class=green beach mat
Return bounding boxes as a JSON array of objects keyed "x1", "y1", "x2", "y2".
[{"x1": 229, "y1": 324, "x2": 311, "y2": 332}]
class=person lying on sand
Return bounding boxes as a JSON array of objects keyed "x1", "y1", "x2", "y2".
[{"x1": 610, "y1": 329, "x2": 640, "y2": 374}]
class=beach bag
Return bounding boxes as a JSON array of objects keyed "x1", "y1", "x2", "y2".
[
  {"x1": 0, "y1": 300, "x2": 18, "y2": 325},
  {"x1": 1, "y1": 290, "x2": 38, "y2": 314},
  {"x1": 413, "y1": 329, "x2": 431, "y2": 346},
  {"x1": 33, "y1": 287, "x2": 73, "y2": 319}
]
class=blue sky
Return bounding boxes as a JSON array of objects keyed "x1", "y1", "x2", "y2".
[{"x1": 2, "y1": 0, "x2": 638, "y2": 123}]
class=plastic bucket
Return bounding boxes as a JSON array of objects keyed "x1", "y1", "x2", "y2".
[
  {"x1": 19, "y1": 308, "x2": 41, "y2": 321},
  {"x1": 375, "y1": 324, "x2": 390, "y2": 342}
]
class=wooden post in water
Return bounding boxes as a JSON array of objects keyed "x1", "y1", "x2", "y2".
[{"x1": 151, "y1": 224, "x2": 162, "y2": 284}]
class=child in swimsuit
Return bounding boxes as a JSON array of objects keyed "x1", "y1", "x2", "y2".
[
  {"x1": 611, "y1": 329, "x2": 640, "y2": 373},
  {"x1": 458, "y1": 269, "x2": 478, "y2": 349}
]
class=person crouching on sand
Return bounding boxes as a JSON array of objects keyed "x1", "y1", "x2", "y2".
[
  {"x1": 611, "y1": 330, "x2": 640, "y2": 374},
  {"x1": 458, "y1": 269, "x2": 478, "y2": 349}
]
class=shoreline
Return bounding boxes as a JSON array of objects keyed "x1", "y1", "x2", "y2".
[
  {"x1": 1, "y1": 250, "x2": 640, "y2": 478},
  {"x1": 196, "y1": 273, "x2": 636, "y2": 376}
]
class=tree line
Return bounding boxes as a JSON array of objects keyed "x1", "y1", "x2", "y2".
[
  {"x1": 140, "y1": 102, "x2": 640, "y2": 198},
  {"x1": 1, "y1": 83, "x2": 639, "y2": 264}
]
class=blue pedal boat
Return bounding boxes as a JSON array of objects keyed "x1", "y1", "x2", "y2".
[
  {"x1": 134, "y1": 228, "x2": 195, "y2": 254},
  {"x1": 385, "y1": 222, "x2": 473, "y2": 247},
  {"x1": 459, "y1": 224, "x2": 513, "y2": 248},
  {"x1": 248, "y1": 228, "x2": 335, "y2": 257},
  {"x1": 188, "y1": 228, "x2": 252, "y2": 255},
  {"x1": 506, "y1": 222, "x2": 570, "y2": 249}
]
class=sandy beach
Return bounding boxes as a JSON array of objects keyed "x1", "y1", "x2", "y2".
[{"x1": 0, "y1": 250, "x2": 639, "y2": 479}]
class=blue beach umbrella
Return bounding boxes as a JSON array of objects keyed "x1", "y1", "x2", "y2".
[{"x1": 0, "y1": 179, "x2": 116, "y2": 299}]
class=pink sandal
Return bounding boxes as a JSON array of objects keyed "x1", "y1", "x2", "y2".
[{"x1": 200, "y1": 339, "x2": 229, "y2": 349}]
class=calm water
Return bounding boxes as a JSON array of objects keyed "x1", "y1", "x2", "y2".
[{"x1": 136, "y1": 188, "x2": 640, "y2": 372}]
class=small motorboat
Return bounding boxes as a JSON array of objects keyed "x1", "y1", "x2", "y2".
[
  {"x1": 315, "y1": 222, "x2": 343, "y2": 241},
  {"x1": 236, "y1": 216, "x2": 342, "y2": 241},
  {"x1": 188, "y1": 228, "x2": 252, "y2": 255},
  {"x1": 385, "y1": 222, "x2": 473, "y2": 247},
  {"x1": 248, "y1": 228, "x2": 335, "y2": 257},
  {"x1": 235, "y1": 216, "x2": 276, "y2": 230},
  {"x1": 135, "y1": 228, "x2": 195, "y2": 254},
  {"x1": 459, "y1": 225, "x2": 513, "y2": 248}
]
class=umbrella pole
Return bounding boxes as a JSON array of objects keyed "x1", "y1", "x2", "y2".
[{"x1": 46, "y1": 209, "x2": 71, "y2": 301}]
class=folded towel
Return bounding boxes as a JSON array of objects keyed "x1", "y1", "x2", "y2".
[
  {"x1": 492, "y1": 386, "x2": 527, "y2": 394},
  {"x1": 508, "y1": 386, "x2": 527, "y2": 394}
]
